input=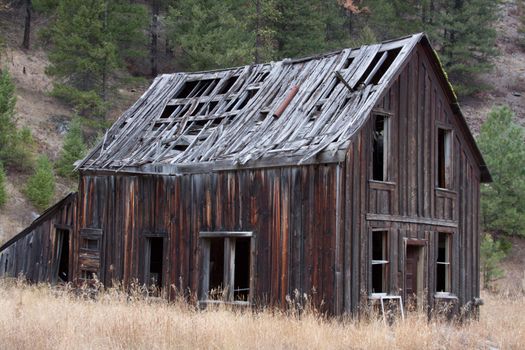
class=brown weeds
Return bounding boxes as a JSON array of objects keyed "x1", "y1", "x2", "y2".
[{"x1": 0, "y1": 279, "x2": 523, "y2": 350}]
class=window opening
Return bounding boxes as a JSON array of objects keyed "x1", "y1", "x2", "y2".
[
  {"x1": 56, "y1": 229, "x2": 70, "y2": 282},
  {"x1": 233, "y1": 237, "x2": 251, "y2": 301},
  {"x1": 209, "y1": 238, "x2": 225, "y2": 298},
  {"x1": 436, "y1": 233, "x2": 451, "y2": 292},
  {"x1": 201, "y1": 233, "x2": 253, "y2": 303},
  {"x1": 372, "y1": 115, "x2": 388, "y2": 181},
  {"x1": 82, "y1": 238, "x2": 99, "y2": 251},
  {"x1": 371, "y1": 230, "x2": 388, "y2": 294},
  {"x1": 145, "y1": 237, "x2": 164, "y2": 288},
  {"x1": 437, "y1": 128, "x2": 452, "y2": 188}
]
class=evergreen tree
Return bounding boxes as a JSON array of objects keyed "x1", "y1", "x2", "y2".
[
  {"x1": 0, "y1": 162, "x2": 6, "y2": 207},
  {"x1": 0, "y1": 70, "x2": 34, "y2": 171},
  {"x1": 477, "y1": 106, "x2": 525, "y2": 235},
  {"x1": 480, "y1": 233, "x2": 506, "y2": 290},
  {"x1": 56, "y1": 119, "x2": 87, "y2": 179},
  {"x1": 434, "y1": 0, "x2": 499, "y2": 95},
  {"x1": 167, "y1": 0, "x2": 254, "y2": 70},
  {"x1": 274, "y1": 1, "x2": 327, "y2": 59},
  {"x1": 45, "y1": 0, "x2": 147, "y2": 118},
  {"x1": 25, "y1": 156, "x2": 56, "y2": 212}
]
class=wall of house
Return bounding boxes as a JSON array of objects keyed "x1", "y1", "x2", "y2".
[
  {"x1": 344, "y1": 45, "x2": 482, "y2": 315},
  {"x1": 0, "y1": 194, "x2": 77, "y2": 283},
  {"x1": 76, "y1": 164, "x2": 344, "y2": 313}
]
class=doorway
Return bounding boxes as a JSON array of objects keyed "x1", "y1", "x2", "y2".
[
  {"x1": 405, "y1": 242, "x2": 425, "y2": 309},
  {"x1": 56, "y1": 228, "x2": 70, "y2": 282},
  {"x1": 145, "y1": 237, "x2": 164, "y2": 289}
]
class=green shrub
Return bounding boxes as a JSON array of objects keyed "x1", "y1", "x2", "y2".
[
  {"x1": 480, "y1": 233, "x2": 507, "y2": 290},
  {"x1": 56, "y1": 119, "x2": 87, "y2": 179},
  {"x1": 0, "y1": 162, "x2": 6, "y2": 207},
  {"x1": 477, "y1": 106, "x2": 525, "y2": 235},
  {"x1": 25, "y1": 156, "x2": 56, "y2": 211}
]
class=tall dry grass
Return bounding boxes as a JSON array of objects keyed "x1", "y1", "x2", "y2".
[{"x1": 0, "y1": 279, "x2": 523, "y2": 350}]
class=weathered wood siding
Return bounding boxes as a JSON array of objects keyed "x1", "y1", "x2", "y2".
[
  {"x1": 76, "y1": 164, "x2": 343, "y2": 313},
  {"x1": 344, "y1": 44, "x2": 481, "y2": 314},
  {"x1": 0, "y1": 194, "x2": 77, "y2": 282}
]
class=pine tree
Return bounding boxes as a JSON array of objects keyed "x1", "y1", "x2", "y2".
[
  {"x1": 0, "y1": 162, "x2": 7, "y2": 207},
  {"x1": 434, "y1": 0, "x2": 500, "y2": 95},
  {"x1": 25, "y1": 156, "x2": 56, "y2": 212},
  {"x1": 167, "y1": 0, "x2": 254, "y2": 70},
  {"x1": 45, "y1": 0, "x2": 147, "y2": 118},
  {"x1": 274, "y1": 1, "x2": 327, "y2": 59},
  {"x1": 0, "y1": 70, "x2": 34, "y2": 171},
  {"x1": 477, "y1": 106, "x2": 525, "y2": 235},
  {"x1": 56, "y1": 119, "x2": 87, "y2": 179},
  {"x1": 480, "y1": 233, "x2": 506, "y2": 290}
]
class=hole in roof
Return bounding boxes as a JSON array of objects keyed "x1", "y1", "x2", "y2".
[
  {"x1": 255, "y1": 72, "x2": 269, "y2": 84},
  {"x1": 190, "y1": 102, "x2": 206, "y2": 116},
  {"x1": 175, "y1": 80, "x2": 199, "y2": 98},
  {"x1": 160, "y1": 104, "x2": 177, "y2": 119},
  {"x1": 174, "y1": 79, "x2": 220, "y2": 99},
  {"x1": 356, "y1": 52, "x2": 384, "y2": 87},
  {"x1": 259, "y1": 110, "x2": 269, "y2": 121},
  {"x1": 325, "y1": 80, "x2": 340, "y2": 98},
  {"x1": 119, "y1": 122, "x2": 127, "y2": 129},
  {"x1": 218, "y1": 76, "x2": 239, "y2": 94},
  {"x1": 206, "y1": 101, "x2": 219, "y2": 115},
  {"x1": 152, "y1": 122, "x2": 165, "y2": 132},
  {"x1": 237, "y1": 89, "x2": 258, "y2": 110},
  {"x1": 309, "y1": 104, "x2": 323, "y2": 122},
  {"x1": 369, "y1": 48, "x2": 401, "y2": 85},
  {"x1": 343, "y1": 57, "x2": 355, "y2": 69}
]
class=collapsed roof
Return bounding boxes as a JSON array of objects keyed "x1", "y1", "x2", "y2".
[{"x1": 78, "y1": 33, "x2": 487, "y2": 178}]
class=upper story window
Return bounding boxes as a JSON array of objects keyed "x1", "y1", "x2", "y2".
[
  {"x1": 372, "y1": 114, "x2": 390, "y2": 181},
  {"x1": 437, "y1": 128, "x2": 452, "y2": 189}
]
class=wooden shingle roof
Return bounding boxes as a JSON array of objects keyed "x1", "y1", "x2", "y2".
[{"x1": 79, "y1": 34, "x2": 424, "y2": 174}]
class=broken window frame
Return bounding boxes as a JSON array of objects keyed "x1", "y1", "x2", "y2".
[
  {"x1": 437, "y1": 126, "x2": 453, "y2": 189},
  {"x1": 436, "y1": 232, "x2": 452, "y2": 293},
  {"x1": 199, "y1": 231, "x2": 255, "y2": 306},
  {"x1": 371, "y1": 113, "x2": 391, "y2": 182},
  {"x1": 142, "y1": 232, "x2": 167, "y2": 290},
  {"x1": 370, "y1": 228, "x2": 389, "y2": 295},
  {"x1": 79, "y1": 228, "x2": 103, "y2": 283}
]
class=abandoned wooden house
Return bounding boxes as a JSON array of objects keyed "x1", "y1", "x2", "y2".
[{"x1": 0, "y1": 33, "x2": 490, "y2": 317}]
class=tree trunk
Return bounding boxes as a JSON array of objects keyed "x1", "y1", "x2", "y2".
[
  {"x1": 150, "y1": 0, "x2": 160, "y2": 77},
  {"x1": 22, "y1": 0, "x2": 32, "y2": 50}
]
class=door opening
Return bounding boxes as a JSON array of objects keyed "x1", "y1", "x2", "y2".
[
  {"x1": 145, "y1": 237, "x2": 164, "y2": 288},
  {"x1": 405, "y1": 243, "x2": 424, "y2": 310},
  {"x1": 56, "y1": 229, "x2": 70, "y2": 282}
]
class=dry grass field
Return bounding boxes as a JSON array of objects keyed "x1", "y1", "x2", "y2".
[{"x1": 0, "y1": 280, "x2": 523, "y2": 350}]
